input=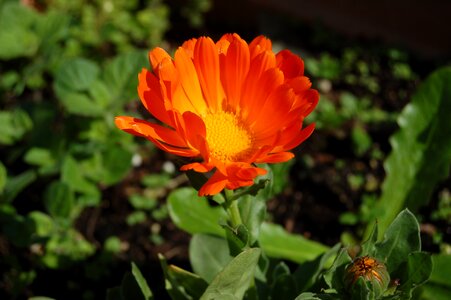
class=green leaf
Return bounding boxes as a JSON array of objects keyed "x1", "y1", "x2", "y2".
[
  {"x1": 2, "y1": 170, "x2": 37, "y2": 203},
  {"x1": 0, "y1": 3, "x2": 39, "y2": 59},
  {"x1": 348, "y1": 278, "x2": 371, "y2": 300},
  {"x1": 130, "y1": 262, "x2": 153, "y2": 300},
  {"x1": 374, "y1": 209, "x2": 420, "y2": 273},
  {"x1": 238, "y1": 194, "x2": 266, "y2": 245},
  {"x1": 429, "y1": 254, "x2": 451, "y2": 288},
  {"x1": 189, "y1": 234, "x2": 232, "y2": 283},
  {"x1": 168, "y1": 265, "x2": 209, "y2": 299},
  {"x1": 103, "y1": 51, "x2": 148, "y2": 101},
  {"x1": 200, "y1": 248, "x2": 261, "y2": 300},
  {"x1": 270, "y1": 262, "x2": 297, "y2": 300},
  {"x1": 0, "y1": 109, "x2": 33, "y2": 145},
  {"x1": 294, "y1": 292, "x2": 325, "y2": 300},
  {"x1": 0, "y1": 27, "x2": 39, "y2": 59},
  {"x1": 419, "y1": 283, "x2": 451, "y2": 300},
  {"x1": 28, "y1": 211, "x2": 54, "y2": 237},
  {"x1": 44, "y1": 181, "x2": 74, "y2": 219},
  {"x1": 0, "y1": 161, "x2": 6, "y2": 194},
  {"x1": 24, "y1": 147, "x2": 55, "y2": 169},
  {"x1": 259, "y1": 222, "x2": 329, "y2": 263},
  {"x1": 158, "y1": 254, "x2": 191, "y2": 299},
  {"x1": 108, "y1": 263, "x2": 153, "y2": 300},
  {"x1": 54, "y1": 58, "x2": 100, "y2": 92},
  {"x1": 323, "y1": 248, "x2": 352, "y2": 291},
  {"x1": 100, "y1": 147, "x2": 133, "y2": 185},
  {"x1": 223, "y1": 223, "x2": 250, "y2": 256},
  {"x1": 367, "y1": 67, "x2": 451, "y2": 237},
  {"x1": 397, "y1": 252, "x2": 432, "y2": 297},
  {"x1": 57, "y1": 92, "x2": 104, "y2": 117},
  {"x1": 168, "y1": 187, "x2": 227, "y2": 237},
  {"x1": 293, "y1": 244, "x2": 341, "y2": 293},
  {"x1": 61, "y1": 155, "x2": 99, "y2": 197},
  {"x1": 360, "y1": 223, "x2": 378, "y2": 257}
]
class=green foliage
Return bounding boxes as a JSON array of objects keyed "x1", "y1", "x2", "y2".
[
  {"x1": 320, "y1": 210, "x2": 431, "y2": 300},
  {"x1": 259, "y1": 223, "x2": 329, "y2": 263},
  {"x1": 366, "y1": 67, "x2": 451, "y2": 237},
  {"x1": 107, "y1": 262, "x2": 154, "y2": 300},
  {"x1": 168, "y1": 187, "x2": 227, "y2": 237}
]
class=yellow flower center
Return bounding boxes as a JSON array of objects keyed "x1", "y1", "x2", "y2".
[{"x1": 204, "y1": 111, "x2": 253, "y2": 162}]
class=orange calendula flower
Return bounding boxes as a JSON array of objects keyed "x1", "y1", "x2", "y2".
[{"x1": 115, "y1": 33, "x2": 319, "y2": 196}]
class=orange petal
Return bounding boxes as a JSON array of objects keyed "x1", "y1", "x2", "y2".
[
  {"x1": 182, "y1": 111, "x2": 207, "y2": 150},
  {"x1": 193, "y1": 37, "x2": 225, "y2": 112},
  {"x1": 149, "y1": 47, "x2": 172, "y2": 71},
  {"x1": 220, "y1": 34, "x2": 250, "y2": 110},
  {"x1": 199, "y1": 171, "x2": 228, "y2": 196},
  {"x1": 255, "y1": 152, "x2": 294, "y2": 163},
  {"x1": 174, "y1": 47, "x2": 208, "y2": 114},
  {"x1": 276, "y1": 49, "x2": 304, "y2": 78},
  {"x1": 115, "y1": 116, "x2": 198, "y2": 157},
  {"x1": 241, "y1": 67, "x2": 284, "y2": 120},
  {"x1": 138, "y1": 69, "x2": 173, "y2": 126},
  {"x1": 282, "y1": 123, "x2": 316, "y2": 151},
  {"x1": 249, "y1": 85, "x2": 294, "y2": 132},
  {"x1": 180, "y1": 162, "x2": 213, "y2": 172},
  {"x1": 249, "y1": 35, "x2": 272, "y2": 59},
  {"x1": 181, "y1": 38, "x2": 197, "y2": 58}
]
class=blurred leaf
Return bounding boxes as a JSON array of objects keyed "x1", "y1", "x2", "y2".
[
  {"x1": 126, "y1": 211, "x2": 147, "y2": 226},
  {"x1": 429, "y1": 254, "x2": 451, "y2": 288},
  {"x1": 101, "y1": 147, "x2": 133, "y2": 185},
  {"x1": 55, "y1": 58, "x2": 100, "y2": 92},
  {"x1": 419, "y1": 283, "x2": 451, "y2": 300},
  {"x1": 61, "y1": 155, "x2": 99, "y2": 196},
  {"x1": 28, "y1": 211, "x2": 54, "y2": 237},
  {"x1": 3, "y1": 170, "x2": 37, "y2": 203},
  {"x1": 41, "y1": 228, "x2": 95, "y2": 268},
  {"x1": 0, "y1": 27, "x2": 39, "y2": 59},
  {"x1": 103, "y1": 51, "x2": 147, "y2": 101},
  {"x1": 0, "y1": 161, "x2": 6, "y2": 194},
  {"x1": 24, "y1": 147, "x2": 55, "y2": 168},
  {"x1": 351, "y1": 124, "x2": 372, "y2": 156},
  {"x1": 368, "y1": 67, "x2": 451, "y2": 237},
  {"x1": 0, "y1": 109, "x2": 33, "y2": 145},
  {"x1": 131, "y1": 262, "x2": 153, "y2": 300},
  {"x1": 0, "y1": 3, "x2": 39, "y2": 59},
  {"x1": 168, "y1": 187, "x2": 227, "y2": 237},
  {"x1": 44, "y1": 181, "x2": 75, "y2": 219},
  {"x1": 57, "y1": 91, "x2": 104, "y2": 117},
  {"x1": 129, "y1": 194, "x2": 157, "y2": 211},
  {"x1": 259, "y1": 223, "x2": 329, "y2": 263},
  {"x1": 200, "y1": 248, "x2": 261, "y2": 300},
  {"x1": 189, "y1": 234, "x2": 232, "y2": 283},
  {"x1": 142, "y1": 173, "x2": 171, "y2": 188},
  {"x1": 374, "y1": 210, "x2": 420, "y2": 273}
]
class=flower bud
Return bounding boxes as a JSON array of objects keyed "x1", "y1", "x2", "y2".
[{"x1": 344, "y1": 256, "x2": 390, "y2": 297}]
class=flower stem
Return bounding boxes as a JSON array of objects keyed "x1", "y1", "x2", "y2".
[{"x1": 224, "y1": 189, "x2": 242, "y2": 228}]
